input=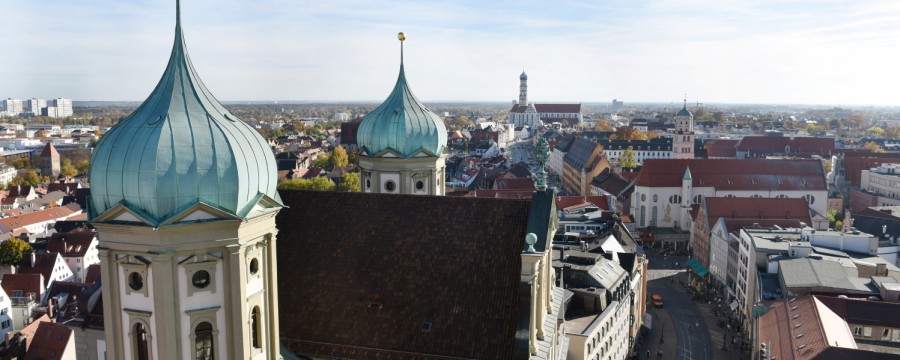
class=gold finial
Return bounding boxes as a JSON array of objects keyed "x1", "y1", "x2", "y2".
[{"x1": 398, "y1": 32, "x2": 406, "y2": 41}]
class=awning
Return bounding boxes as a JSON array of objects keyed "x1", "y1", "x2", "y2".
[
  {"x1": 686, "y1": 258, "x2": 709, "y2": 277},
  {"x1": 642, "y1": 314, "x2": 653, "y2": 330}
]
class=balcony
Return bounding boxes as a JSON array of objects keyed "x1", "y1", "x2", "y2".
[{"x1": 11, "y1": 294, "x2": 35, "y2": 306}]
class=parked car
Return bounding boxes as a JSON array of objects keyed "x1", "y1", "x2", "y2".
[{"x1": 652, "y1": 294, "x2": 664, "y2": 308}]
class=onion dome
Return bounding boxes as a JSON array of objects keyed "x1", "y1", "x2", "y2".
[
  {"x1": 520, "y1": 71, "x2": 528, "y2": 80},
  {"x1": 677, "y1": 99, "x2": 693, "y2": 117},
  {"x1": 89, "y1": 1, "x2": 279, "y2": 222},
  {"x1": 356, "y1": 33, "x2": 447, "y2": 158}
]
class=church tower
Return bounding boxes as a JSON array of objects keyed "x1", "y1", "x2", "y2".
[
  {"x1": 519, "y1": 71, "x2": 528, "y2": 105},
  {"x1": 356, "y1": 33, "x2": 448, "y2": 196},
  {"x1": 89, "y1": 2, "x2": 283, "y2": 359},
  {"x1": 673, "y1": 98, "x2": 695, "y2": 159}
]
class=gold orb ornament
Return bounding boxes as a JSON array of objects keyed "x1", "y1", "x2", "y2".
[{"x1": 398, "y1": 32, "x2": 406, "y2": 41}]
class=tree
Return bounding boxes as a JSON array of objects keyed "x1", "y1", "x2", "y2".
[
  {"x1": 329, "y1": 145, "x2": 349, "y2": 168},
  {"x1": 593, "y1": 120, "x2": 615, "y2": 132},
  {"x1": 277, "y1": 176, "x2": 335, "y2": 191},
  {"x1": 806, "y1": 124, "x2": 825, "y2": 134},
  {"x1": 35, "y1": 129, "x2": 49, "y2": 138},
  {"x1": 619, "y1": 146, "x2": 638, "y2": 168},
  {"x1": 868, "y1": 126, "x2": 885, "y2": 138},
  {"x1": 312, "y1": 154, "x2": 330, "y2": 169},
  {"x1": 863, "y1": 141, "x2": 885, "y2": 153},
  {"x1": 0, "y1": 238, "x2": 33, "y2": 266},
  {"x1": 337, "y1": 172, "x2": 360, "y2": 192},
  {"x1": 610, "y1": 126, "x2": 648, "y2": 141},
  {"x1": 76, "y1": 160, "x2": 91, "y2": 175},
  {"x1": 712, "y1": 111, "x2": 725, "y2": 122},
  {"x1": 693, "y1": 107, "x2": 712, "y2": 120},
  {"x1": 7, "y1": 157, "x2": 30, "y2": 169},
  {"x1": 23, "y1": 171, "x2": 41, "y2": 186},
  {"x1": 886, "y1": 126, "x2": 900, "y2": 140}
]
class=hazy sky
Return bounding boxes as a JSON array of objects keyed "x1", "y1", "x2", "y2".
[{"x1": 1, "y1": 0, "x2": 898, "y2": 105}]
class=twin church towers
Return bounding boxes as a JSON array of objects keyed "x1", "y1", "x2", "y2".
[{"x1": 89, "y1": 1, "x2": 446, "y2": 359}]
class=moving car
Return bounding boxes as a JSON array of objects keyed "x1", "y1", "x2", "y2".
[{"x1": 652, "y1": 294, "x2": 664, "y2": 308}]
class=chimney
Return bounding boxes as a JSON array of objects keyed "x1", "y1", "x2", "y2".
[{"x1": 30, "y1": 252, "x2": 35, "y2": 268}]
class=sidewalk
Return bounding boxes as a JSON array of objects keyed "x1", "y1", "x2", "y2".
[{"x1": 697, "y1": 297, "x2": 749, "y2": 360}]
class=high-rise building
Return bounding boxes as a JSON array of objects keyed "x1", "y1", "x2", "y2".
[
  {"x1": 24, "y1": 98, "x2": 46, "y2": 115},
  {"x1": 48, "y1": 98, "x2": 73, "y2": 117},
  {"x1": 89, "y1": 2, "x2": 282, "y2": 359},
  {"x1": 1, "y1": 98, "x2": 23, "y2": 116}
]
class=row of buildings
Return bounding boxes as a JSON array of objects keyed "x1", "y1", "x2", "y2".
[{"x1": 1, "y1": 98, "x2": 73, "y2": 118}]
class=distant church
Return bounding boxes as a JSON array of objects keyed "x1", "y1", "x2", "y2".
[{"x1": 508, "y1": 71, "x2": 583, "y2": 129}]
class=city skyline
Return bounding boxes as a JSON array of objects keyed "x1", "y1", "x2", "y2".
[{"x1": 1, "y1": 0, "x2": 898, "y2": 106}]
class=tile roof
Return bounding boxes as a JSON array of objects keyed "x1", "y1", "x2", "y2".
[
  {"x1": 39, "y1": 143, "x2": 59, "y2": 158},
  {"x1": 46, "y1": 230, "x2": 96, "y2": 257},
  {"x1": 842, "y1": 154, "x2": 900, "y2": 186},
  {"x1": 84, "y1": 264, "x2": 101, "y2": 284},
  {"x1": 563, "y1": 138, "x2": 604, "y2": 172},
  {"x1": 509, "y1": 103, "x2": 581, "y2": 114},
  {"x1": 735, "y1": 136, "x2": 835, "y2": 157},
  {"x1": 635, "y1": 159, "x2": 826, "y2": 190},
  {"x1": 703, "y1": 139, "x2": 738, "y2": 158},
  {"x1": 704, "y1": 197, "x2": 812, "y2": 224},
  {"x1": 0, "y1": 205, "x2": 80, "y2": 235},
  {"x1": 757, "y1": 296, "x2": 832, "y2": 360},
  {"x1": 494, "y1": 178, "x2": 535, "y2": 190},
  {"x1": 816, "y1": 295, "x2": 900, "y2": 328},
  {"x1": 18, "y1": 252, "x2": 64, "y2": 288},
  {"x1": 277, "y1": 190, "x2": 533, "y2": 360},
  {"x1": 1, "y1": 273, "x2": 44, "y2": 298},
  {"x1": 472, "y1": 189, "x2": 535, "y2": 199},
  {"x1": 556, "y1": 196, "x2": 609, "y2": 211},
  {"x1": 591, "y1": 170, "x2": 633, "y2": 197},
  {"x1": 47, "y1": 182, "x2": 80, "y2": 194},
  {"x1": 25, "y1": 321, "x2": 72, "y2": 360}
]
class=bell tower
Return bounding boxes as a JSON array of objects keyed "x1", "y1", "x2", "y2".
[
  {"x1": 519, "y1": 71, "x2": 528, "y2": 106},
  {"x1": 91, "y1": 2, "x2": 282, "y2": 359}
]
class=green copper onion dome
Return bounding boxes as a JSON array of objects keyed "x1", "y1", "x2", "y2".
[
  {"x1": 357, "y1": 34, "x2": 447, "y2": 158},
  {"x1": 520, "y1": 71, "x2": 528, "y2": 80},
  {"x1": 676, "y1": 100, "x2": 693, "y2": 117},
  {"x1": 89, "y1": 1, "x2": 279, "y2": 221}
]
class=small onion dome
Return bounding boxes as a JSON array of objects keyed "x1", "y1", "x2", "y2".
[
  {"x1": 677, "y1": 102, "x2": 693, "y2": 117},
  {"x1": 520, "y1": 71, "x2": 528, "y2": 80}
]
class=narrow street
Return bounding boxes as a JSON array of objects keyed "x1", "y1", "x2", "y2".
[{"x1": 640, "y1": 249, "x2": 746, "y2": 360}]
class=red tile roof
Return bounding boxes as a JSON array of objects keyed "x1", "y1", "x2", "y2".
[
  {"x1": 704, "y1": 197, "x2": 812, "y2": 225},
  {"x1": 494, "y1": 177, "x2": 535, "y2": 190},
  {"x1": 1, "y1": 273, "x2": 44, "y2": 298},
  {"x1": 735, "y1": 136, "x2": 835, "y2": 157},
  {"x1": 842, "y1": 154, "x2": 900, "y2": 186},
  {"x1": 816, "y1": 295, "x2": 900, "y2": 328},
  {"x1": 25, "y1": 321, "x2": 72, "y2": 360},
  {"x1": 0, "y1": 205, "x2": 80, "y2": 235},
  {"x1": 47, "y1": 182, "x2": 80, "y2": 194},
  {"x1": 635, "y1": 159, "x2": 826, "y2": 190},
  {"x1": 757, "y1": 296, "x2": 831, "y2": 360},
  {"x1": 84, "y1": 264, "x2": 101, "y2": 284},
  {"x1": 18, "y1": 252, "x2": 64, "y2": 287},
  {"x1": 39, "y1": 143, "x2": 59, "y2": 158},
  {"x1": 509, "y1": 103, "x2": 581, "y2": 113},
  {"x1": 704, "y1": 139, "x2": 738, "y2": 158},
  {"x1": 556, "y1": 196, "x2": 609, "y2": 210},
  {"x1": 46, "y1": 230, "x2": 96, "y2": 257},
  {"x1": 473, "y1": 189, "x2": 534, "y2": 199}
]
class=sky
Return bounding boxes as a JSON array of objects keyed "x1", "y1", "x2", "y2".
[{"x1": 1, "y1": 0, "x2": 899, "y2": 105}]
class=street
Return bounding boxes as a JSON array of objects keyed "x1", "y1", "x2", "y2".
[{"x1": 640, "y1": 249, "x2": 744, "y2": 360}]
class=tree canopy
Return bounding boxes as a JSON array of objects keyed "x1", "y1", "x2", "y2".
[
  {"x1": 863, "y1": 141, "x2": 885, "y2": 153},
  {"x1": 610, "y1": 126, "x2": 648, "y2": 141},
  {"x1": 0, "y1": 238, "x2": 33, "y2": 266},
  {"x1": 619, "y1": 146, "x2": 638, "y2": 168},
  {"x1": 278, "y1": 176, "x2": 335, "y2": 191},
  {"x1": 329, "y1": 145, "x2": 349, "y2": 168},
  {"x1": 337, "y1": 172, "x2": 360, "y2": 192}
]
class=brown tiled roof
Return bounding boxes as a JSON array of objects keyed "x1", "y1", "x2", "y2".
[
  {"x1": 7, "y1": 185, "x2": 33, "y2": 198},
  {"x1": 635, "y1": 159, "x2": 826, "y2": 190},
  {"x1": 25, "y1": 321, "x2": 72, "y2": 360},
  {"x1": 757, "y1": 296, "x2": 830, "y2": 360},
  {"x1": 722, "y1": 219, "x2": 804, "y2": 233},
  {"x1": 84, "y1": 264, "x2": 101, "y2": 284},
  {"x1": 276, "y1": 190, "x2": 531, "y2": 359},
  {"x1": 591, "y1": 170, "x2": 633, "y2": 197},
  {"x1": 735, "y1": 136, "x2": 835, "y2": 157},
  {"x1": 473, "y1": 189, "x2": 534, "y2": 199},
  {"x1": 564, "y1": 138, "x2": 604, "y2": 172},
  {"x1": 46, "y1": 281, "x2": 91, "y2": 304},
  {"x1": 842, "y1": 154, "x2": 900, "y2": 186},
  {"x1": 816, "y1": 295, "x2": 900, "y2": 328},
  {"x1": 1, "y1": 273, "x2": 44, "y2": 297},
  {"x1": 0, "y1": 205, "x2": 79, "y2": 235},
  {"x1": 340, "y1": 122, "x2": 359, "y2": 145},
  {"x1": 494, "y1": 177, "x2": 535, "y2": 190},
  {"x1": 704, "y1": 197, "x2": 812, "y2": 225},
  {"x1": 39, "y1": 143, "x2": 59, "y2": 158},
  {"x1": 556, "y1": 196, "x2": 609, "y2": 210},
  {"x1": 46, "y1": 230, "x2": 95, "y2": 257},
  {"x1": 18, "y1": 252, "x2": 63, "y2": 287},
  {"x1": 704, "y1": 139, "x2": 738, "y2": 158},
  {"x1": 47, "y1": 182, "x2": 79, "y2": 194},
  {"x1": 509, "y1": 103, "x2": 581, "y2": 114}
]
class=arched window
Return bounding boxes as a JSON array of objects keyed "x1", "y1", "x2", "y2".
[
  {"x1": 195, "y1": 322, "x2": 214, "y2": 360},
  {"x1": 669, "y1": 195, "x2": 682, "y2": 204},
  {"x1": 693, "y1": 194, "x2": 703, "y2": 204},
  {"x1": 803, "y1": 194, "x2": 815, "y2": 205},
  {"x1": 134, "y1": 323, "x2": 150, "y2": 360},
  {"x1": 651, "y1": 206, "x2": 658, "y2": 227},
  {"x1": 251, "y1": 306, "x2": 262, "y2": 349},
  {"x1": 640, "y1": 206, "x2": 646, "y2": 227}
]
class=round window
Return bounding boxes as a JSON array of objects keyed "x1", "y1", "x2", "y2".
[
  {"x1": 415, "y1": 181, "x2": 424, "y2": 190},
  {"x1": 385, "y1": 181, "x2": 396, "y2": 192},
  {"x1": 192, "y1": 270, "x2": 211, "y2": 289},
  {"x1": 250, "y1": 258, "x2": 259, "y2": 275},
  {"x1": 128, "y1": 272, "x2": 143, "y2": 290},
  {"x1": 652, "y1": 194, "x2": 658, "y2": 202},
  {"x1": 641, "y1": 194, "x2": 647, "y2": 202}
]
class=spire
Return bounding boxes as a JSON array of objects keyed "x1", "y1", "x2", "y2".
[
  {"x1": 683, "y1": 166, "x2": 693, "y2": 181},
  {"x1": 398, "y1": 32, "x2": 405, "y2": 67},
  {"x1": 176, "y1": 0, "x2": 181, "y2": 28}
]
